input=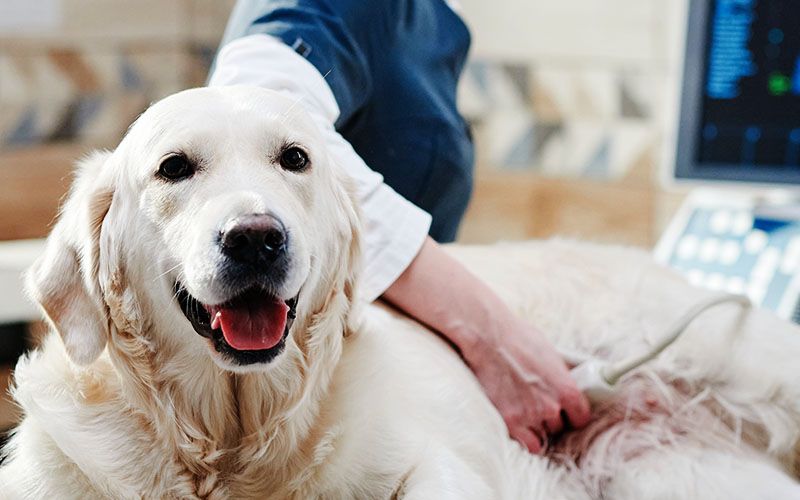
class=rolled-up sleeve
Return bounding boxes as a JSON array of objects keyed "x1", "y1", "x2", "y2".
[{"x1": 209, "y1": 34, "x2": 431, "y2": 302}]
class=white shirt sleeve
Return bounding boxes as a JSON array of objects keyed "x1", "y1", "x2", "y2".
[{"x1": 208, "y1": 34, "x2": 432, "y2": 302}]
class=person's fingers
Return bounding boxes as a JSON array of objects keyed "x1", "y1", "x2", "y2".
[
  {"x1": 500, "y1": 405, "x2": 525, "y2": 431},
  {"x1": 558, "y1": 384, "x2": 592, "y2": 429},
  {"x1": 539, "y1": 396, "x2": 564, "y2": 436},
  {"x1": 512, "y1": 426, "x2": 543, "y2": 454}
]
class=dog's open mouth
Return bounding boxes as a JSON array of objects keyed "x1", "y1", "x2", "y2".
[{"x1": 175, "y1": 283, "x2": 298, "y2": 364}]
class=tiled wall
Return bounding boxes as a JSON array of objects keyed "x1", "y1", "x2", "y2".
[
  {"x1": 1, "y1": 0, "x2": 687, "y2": 178},
  {"x1": 458, "y1": 0, "x2": 687, "y2": 180},
  {"x1": 0, "y1": 0, "x2": 236, "y2": 151}
]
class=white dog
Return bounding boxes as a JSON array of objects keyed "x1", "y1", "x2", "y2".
[{"x1": 1, "y1": 86, "x2": 800, "y2": 499}]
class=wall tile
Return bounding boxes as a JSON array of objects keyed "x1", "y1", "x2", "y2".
[
  {"x1": 0, "y1": 45, "x2": 190, "y2": 148},
  {"x1": 126, "y1": 47, "x2": 188, "y2": 98},
  {"x1": 0, "y1": 56, "x2": 28, "y2": 103},
  {"x1": 532, "y1": 67, "x2": 620, "y2": 120},
  {"x1": 460, "y1": 57, "x2": 666, "y2": 180}
]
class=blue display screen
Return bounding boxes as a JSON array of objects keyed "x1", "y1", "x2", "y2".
[{"x1": 697, "y1": 0, "x2": 800, "y2": 168}]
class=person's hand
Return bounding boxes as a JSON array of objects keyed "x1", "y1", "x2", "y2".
[
  {"x1": 382, "y1": 238, "x2": 592, "y2": 453},
  {"x1": 460, "y1": 317, "x2": 592, "y2": 454}
]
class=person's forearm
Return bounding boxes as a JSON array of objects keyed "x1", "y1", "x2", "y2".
[
  {"x1": 383, "y1": 236, "x2": 592, "y2": 450},
  {"x1": 382, "y1": 237, "x2": 512, "y2": 357}
]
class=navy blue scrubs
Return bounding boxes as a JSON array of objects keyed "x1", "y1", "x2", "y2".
[{"x1": 216, "y1": 0, "x2": 474, "y2": 242}]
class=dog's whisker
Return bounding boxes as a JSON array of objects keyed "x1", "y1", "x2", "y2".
[
  {"x1": 169, "y1": 275, "x2": 187, "y2": 303},
  {"x1": 280, "y1": 94, "x2": 306, "y2": 126},
  {"x1": 153, "y1": 262, "x2": 182, "y2": 282}
]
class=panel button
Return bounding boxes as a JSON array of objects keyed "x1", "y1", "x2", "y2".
[
  {"x1": 732, "y1": 212, "x2": 753, "y2": 236},
  {"x1": 676, "y1": 235, "x2": 700, "y2": 260},
  {"x1": 719, "y1": 240, "x2": 741, "y2": 266},
  {"x1": 709, "y1": 210, "x2": 732, "y2": 234},
  {"x1": 743, "y1": 230, "x2": 768, "y2": 254},
  {"x1": 780, "y1": 237, "x2": 800, "y2": 274},
  {"x1": 751, "y1": 246, "x2": 780, "y2": 282},
  {"x1": 699, "y1": 238, "x2": 721, "y2": 262}
]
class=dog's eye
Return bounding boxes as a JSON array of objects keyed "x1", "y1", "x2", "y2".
[
  {"x1": 279, "y1": 147, "x2": 309, "y2": 172},
  {"x1": 158, "y1": 154, "x2": 194, "y2": 181}
]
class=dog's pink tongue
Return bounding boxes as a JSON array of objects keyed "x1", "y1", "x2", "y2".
[{"x1": 209, "y1": 296, "x2": 288, "y2": 350}]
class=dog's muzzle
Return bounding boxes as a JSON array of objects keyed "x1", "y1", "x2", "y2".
[{"x1": 175, "y1": 283, "x2": 298, "y2": 365}]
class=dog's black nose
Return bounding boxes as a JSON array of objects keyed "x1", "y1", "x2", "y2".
[{"x1": 220, "y1": 214, "x2": 287, "y2": 265}]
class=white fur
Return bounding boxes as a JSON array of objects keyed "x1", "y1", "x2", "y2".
[{"x1": 1, "y1": 87, "x2": 799, "y2": 499}]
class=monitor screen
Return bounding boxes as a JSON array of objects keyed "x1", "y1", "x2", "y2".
[{"x1": 675, "y1": 0, "x2": 800, "y2": 185}]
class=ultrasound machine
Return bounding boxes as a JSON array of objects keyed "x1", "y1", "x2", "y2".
[{"x1": 655, "y1": 0, "x2": 800, "y2": 321}]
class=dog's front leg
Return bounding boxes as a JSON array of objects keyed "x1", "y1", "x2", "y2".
[{"x1": 395, "y1": 447, "x2": 494, "y2": 500}]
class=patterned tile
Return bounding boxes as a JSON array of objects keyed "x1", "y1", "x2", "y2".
[
  {"x1": 1, "y1": 105, "x2": 36, "y2": 145},
  {"x1": 0, "y1": 44, "x2": 193, "y2": 148},
  {"x1": 0, "y1": 56, "x2": 27, "y2": 103},
  {"x1": 533, "y1": 67, "x2": 619, "y2": 120},
  {"x1": 608, "y1": 121, "x2": 657, "y2": 178},
  {"x1": 481, "y1": 110, "x2": 535, "y2": 169},
  {"x1": 80, "y1": 93, "x2": 149, "y2": 142},
  {"x1": 48, "y1": 94, "x2": 103, "y2": 141},
  {"x1": 2, "y1": 102, "x2": 63, "y2": 146},
  {"x1": 529, "y1": 77, "x2": 563, "y2": 122},
  {"x1": 125, "y1": 47, "x2": 188, "y2": 98},
  {"x1": 555, "y1": 122, "x2": 610, "y2": 177},
  {"x1": 618, "y1": 71, "x2": 663, "y2": 120},
  {"x1": 1, "y1": 53, "x2": 74, "y2": 105},
  {"x1": 185, "y1": 43, "x2": 219, "y2": 88},
  {"x1": 119, "y1": 54, "x2": 144, "y2": 90},
  {"x1": 0, "y1": 0, "x2": 675, "y2": 185},
  {"x1": 461, "y1": 57, "x2": 664, "y2": 179},
  {"x1": 455, "y1": 64, "x2": 489, "y2": 121}
]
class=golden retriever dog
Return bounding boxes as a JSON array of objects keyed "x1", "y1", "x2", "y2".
[{"x1": 2, "y1": 86, "x2": 800, "y2": 499}]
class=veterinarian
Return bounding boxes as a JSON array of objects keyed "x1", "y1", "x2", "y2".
[{"x1": 209, "y1": 0, "x2": 591, "y2": 452}]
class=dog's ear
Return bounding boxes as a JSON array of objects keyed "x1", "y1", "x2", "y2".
[
  {"x1": 340, "y1": 185, "x2": 361, "y2": 306},
  {"x1": 26, "y1": 151, "x2": 115, "y2": 365},
  {"x1": 329, "y1": 170, "x2": 362, "y2": 325}
]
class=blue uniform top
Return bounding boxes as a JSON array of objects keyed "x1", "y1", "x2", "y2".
[{"x1": 216, "y1": 0, "x2": 474, "y2": 242}]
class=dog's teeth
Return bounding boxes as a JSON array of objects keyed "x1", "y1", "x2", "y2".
[{"x1": 211, "y1": 312, "x2": 222, "y2": 330}]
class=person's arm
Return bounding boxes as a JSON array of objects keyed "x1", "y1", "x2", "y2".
[
  {"x1": 209, "y1": 33, "x2": 591, "y2": 452},
  {"x1": 209, "y1": 34, "x2": 430, "y2": 302},
  {"x1": 383, "y1": 238, "x2": 591, "y2": 453}
]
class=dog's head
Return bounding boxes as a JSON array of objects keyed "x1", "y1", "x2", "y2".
[{"x1": 27, "y1": 86, "x2": 360, "y2": 373}]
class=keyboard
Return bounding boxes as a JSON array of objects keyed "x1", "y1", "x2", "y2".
[{"x1": 656, "y1": 194, "x2": 800, "y2": 323}]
